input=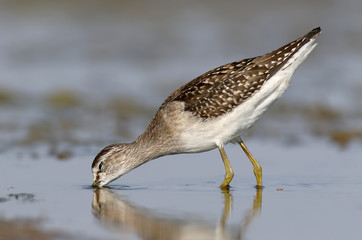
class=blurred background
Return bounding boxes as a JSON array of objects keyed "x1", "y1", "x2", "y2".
[
  {"x1": 1, "y1": 1, "x2": 362, "y2": 239},
  {"x1": 0, "y1": 0, "x2": 361, "y2": 154}
]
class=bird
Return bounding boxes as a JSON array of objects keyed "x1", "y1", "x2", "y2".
[{"x1": 92, "y1": 27, "x2": 321, "y2": 189}]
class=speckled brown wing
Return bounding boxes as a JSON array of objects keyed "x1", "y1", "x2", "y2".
[{"x1": 162, "y1": 27, "x2": 321, "y2": 119}]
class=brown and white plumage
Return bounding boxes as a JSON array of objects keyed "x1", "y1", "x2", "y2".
[
  {"x1": 164, "y1": 27, "x2": 321, "y2": 119},
  {"x1": 92, "y1": 27, "x2": 321, "y2": 188}
]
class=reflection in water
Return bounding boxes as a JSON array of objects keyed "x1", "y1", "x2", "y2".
[
  {"x1": 92, "y1": 188, "x2": 262, "y2": 240},
  {"x1": 239, "y1": 189, "x2": 262, "y2": 239}
]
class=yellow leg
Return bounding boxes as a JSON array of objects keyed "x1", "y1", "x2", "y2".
[
  {"x1": 239, "y1": 140, "x2": 263, "y2": 188},
  {"x1": 218, "y1": 147, "x2": 234, "y2": 189}
]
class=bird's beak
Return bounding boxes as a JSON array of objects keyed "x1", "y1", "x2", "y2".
[{"x1": 92, "y1": 181, "x2": 100, "y2": 188}]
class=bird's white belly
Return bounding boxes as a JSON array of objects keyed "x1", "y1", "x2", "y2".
[{"x1": 178, "y1": 40, "x2": 317, "y2": 153}]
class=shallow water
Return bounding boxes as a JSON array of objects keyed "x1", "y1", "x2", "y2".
[
  {"x1": 1, "y1": 139, "x2": 362, "y2": 239},
  {"x1": 1, "y1": 0, "x2": 362, "y2": 239}
]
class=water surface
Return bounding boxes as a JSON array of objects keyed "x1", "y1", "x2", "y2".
[{"x1": 1, "y1": 0, "x2": 362, "y2": 239}]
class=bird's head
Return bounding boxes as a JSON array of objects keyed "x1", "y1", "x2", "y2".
[{"x1": 91, "y1": 144, "x2": 132, "y2": 187}]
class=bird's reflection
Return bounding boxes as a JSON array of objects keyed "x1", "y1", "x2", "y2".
[{"x1": 92, "y1": 187, "x2": 262, "y2": 240}]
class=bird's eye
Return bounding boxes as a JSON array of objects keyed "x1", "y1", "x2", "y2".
[{"x1": 99, "y1": 162, "x2": 104, "y2": 171}]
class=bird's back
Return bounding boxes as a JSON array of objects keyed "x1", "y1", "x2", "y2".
[{"x1": 161, "y1": 27, "x2": 321, "y2": 120}]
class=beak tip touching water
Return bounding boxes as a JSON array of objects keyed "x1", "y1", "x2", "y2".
[{"x1": 92, "y1": 181, "x2": 100, "y2": 188}]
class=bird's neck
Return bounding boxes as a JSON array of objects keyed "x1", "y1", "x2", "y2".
[
  {"x1": 132, "y1": 128, "x2": 175, "y2": 165},
  {"x1": 127, "y1": 109, "x2": 179, "y2": 170},
  {"x1": 114, "y1": 138, "x2": 161, "y2": 175},
  {"x1": 132, "y1": 131, "x2": 170, "y2": 164}
]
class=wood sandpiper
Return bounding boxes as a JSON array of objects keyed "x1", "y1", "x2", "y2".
[{"x1": 92, "y1": 27, "x2": 321, "y2": 189}]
